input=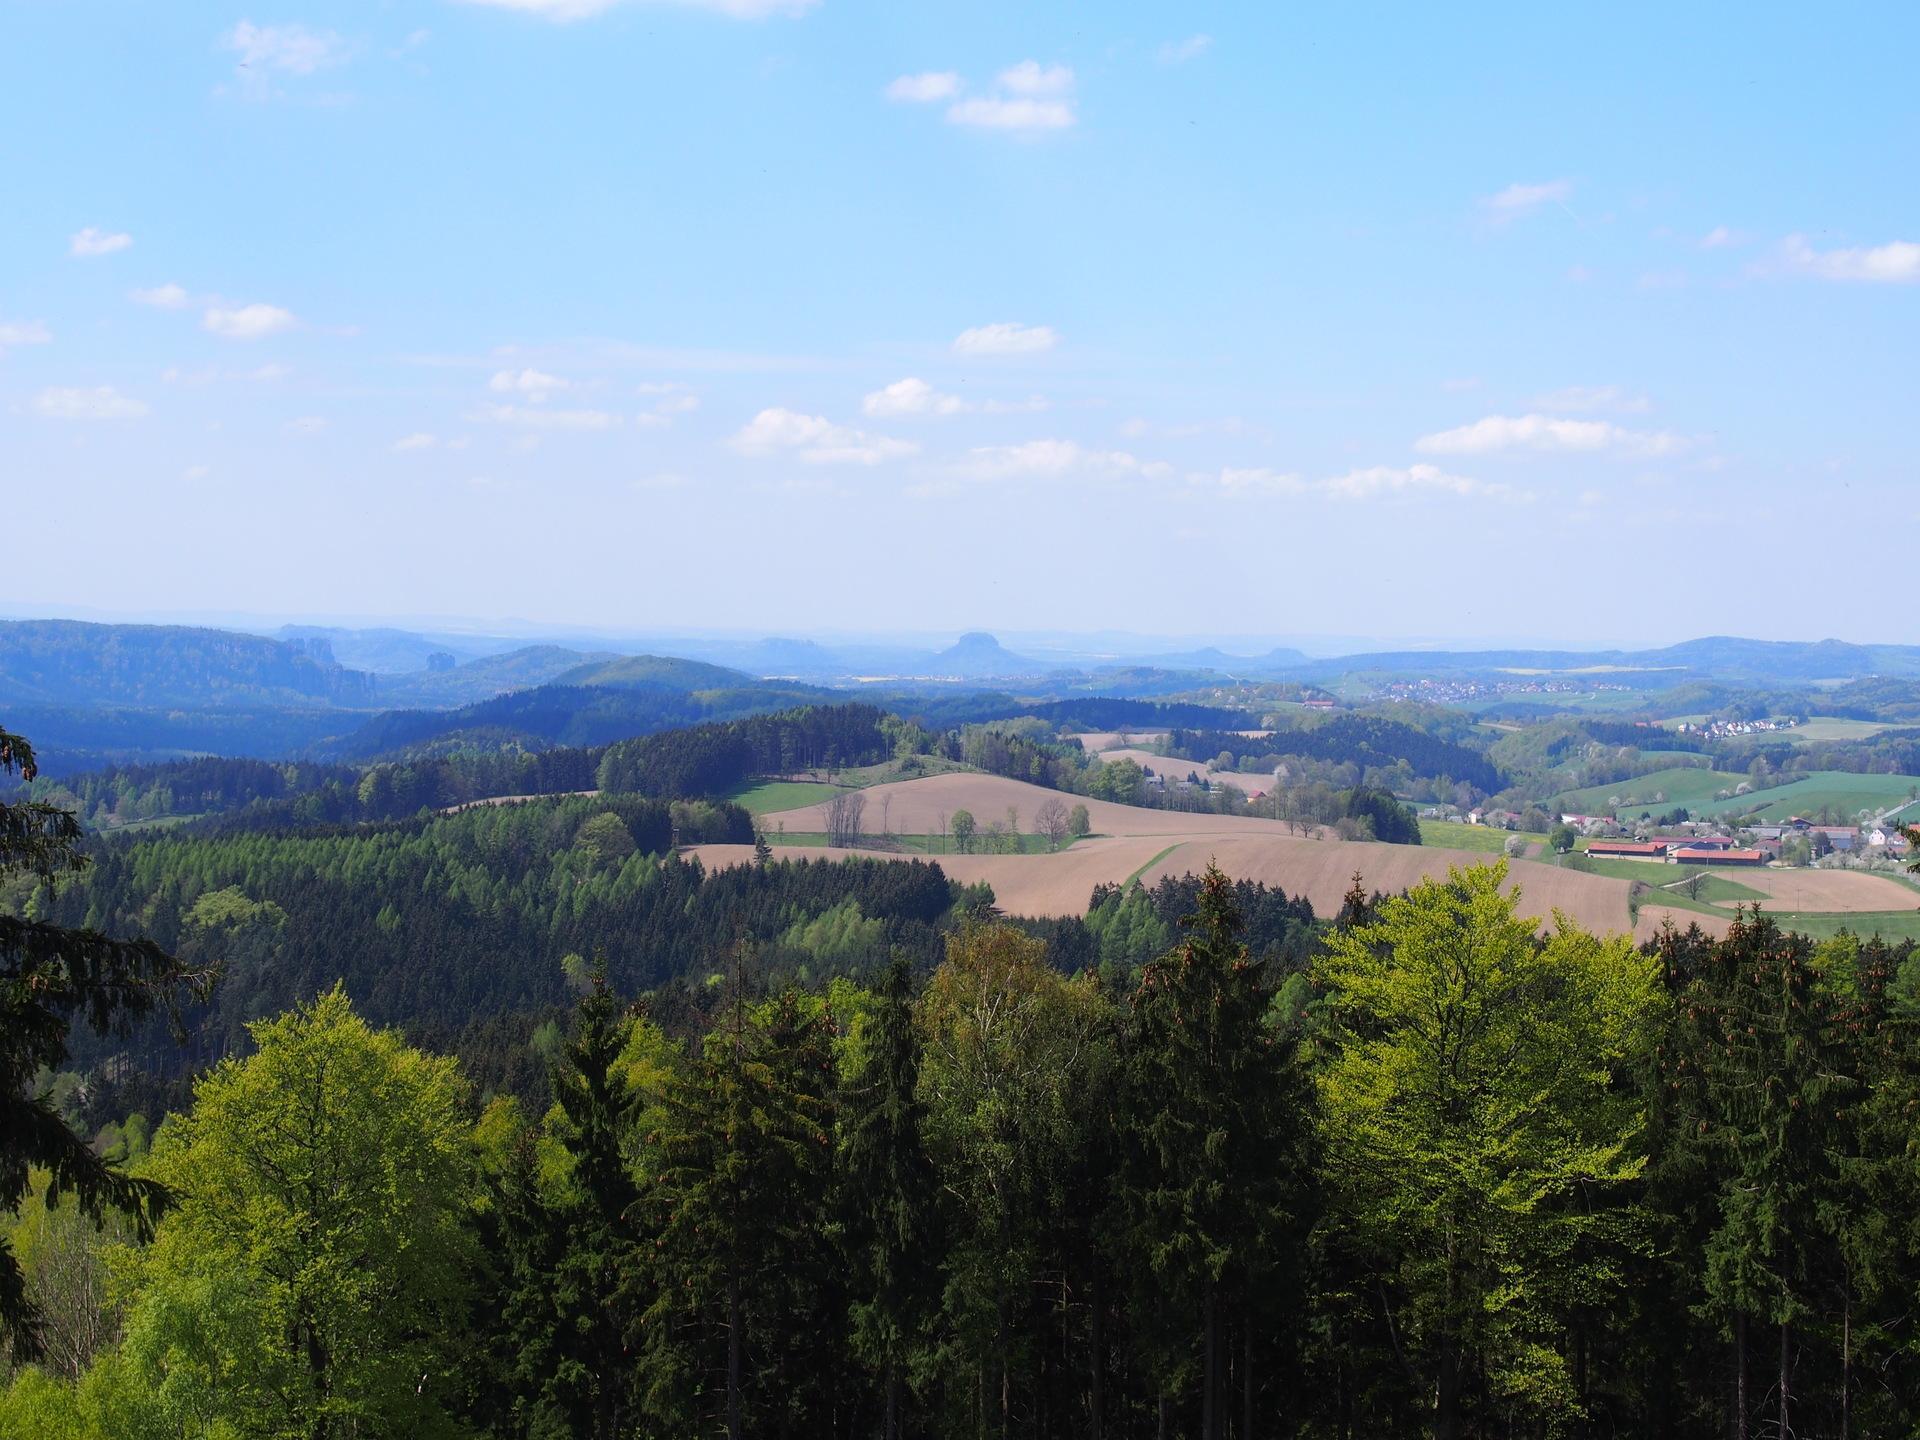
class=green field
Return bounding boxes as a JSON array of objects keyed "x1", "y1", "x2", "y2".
[
  {"x1": 1420, "y1": 819, "x2": 1542, "y2": 856},
  {"x1": 1561, "y1": 854, "x2": 1679, "y2": 884},
  {"x1": 723, "y1": 780, "x2": 848, "y2": 816},
  {"x1": 1763, "y1": 910, "x2": 1920, "y2": 944},
  {"x1": 1677, "y1": 873, "x2": 1771, "y2": 905},
  {"x1": 1780, "y1": 718, "x2": 1900, "y2": 742},
  {"x1": 1554, "y1": 766, "x2": 1749, "y2": 816},
  {"x1": 1688, "y1": 771, "x2": 1920, "y2": 823}
]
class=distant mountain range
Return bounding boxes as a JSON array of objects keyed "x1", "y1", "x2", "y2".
[{"x1": 13, "y1": 616, "x2": 1920, "y2": 775}]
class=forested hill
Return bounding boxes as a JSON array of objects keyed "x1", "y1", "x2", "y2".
[
  {"x1": 1166, "y1": 713, "x2": 1505, "y2": 792},
  {"x1": 326, "y1": 677, "x2": 852, "y2": 761},
  {"x1": 0, "y1": 619, "x2": 375, "y2": 707}
]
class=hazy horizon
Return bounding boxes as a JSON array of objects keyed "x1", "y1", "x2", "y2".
[{"x1": 2, "y1": 596, "x2": 1913, "y2": 663}]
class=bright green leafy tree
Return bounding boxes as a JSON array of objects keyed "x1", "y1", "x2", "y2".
[
  {"x1": 1313, "y1": 861, "x2": 1657, "y2": 1437},
  {"x1": 118, "y1": 987, "x2": 477, "y2": 1439}
]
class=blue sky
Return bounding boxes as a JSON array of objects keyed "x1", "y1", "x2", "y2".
[{"x1": 3, "y1": 1, "x2": 1915, "y2": 647}]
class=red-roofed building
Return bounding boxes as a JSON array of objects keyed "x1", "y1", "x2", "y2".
[
  {"x1": 1588, "y1": 840, "x2": 1669, "y2": 859},
  {"x1": 1674, "y1": 847, "x2": 1767, "y2": 866}
]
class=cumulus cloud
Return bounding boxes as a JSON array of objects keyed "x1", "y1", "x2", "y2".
[
  {"x1": 1415, "y1": 413, "x2": 1684, "y2": 458},
  {"x1": 998, "y1": 60, "x2": 1073, "y2": 96},
  {"x1": 953, "y1": 439, "x2": 1168, "y2": 482},
  {"x1": 1157, "y1": 34, "x2": 1211, "y2": 63},
  {"x1": 1533, "y1": 384, "x2": 1651, "y2": 414},
  {"x1": 1699, "y1": 225, "x2": 1743, "y2": 249},
  {"x1": 863, "y1": 377, "x2": 969, "y2": 417},
  {"x1": 1483, "y1": 179, "x2": 1572, "y2": 221},
  {"x1": 953, "y1": 322, "x2": 1057, "y2": 356},
  {"x1": 130, "y1": 283, "x2": 191, "y2": 310},
  {"x1": 392, "y1": 432, "x2": 438, "y2": 452},
  {"x1": 489, "y1": 367, "x2": 570, "y2": 397},
  {"x1": 886, "y1": 71, "x2": 961, "y2": 102},
  {"x1": 730, "y1": 408, "x2": 916, "y2": 465},
  {"x1": 69, "y1": 227, "x2": 133, "y2": 258},
  {"x1": 203, "y1": 303, "x2": 296, "y2": 340},
  {"x1": 0, "y1": 320, "x2": 52, "y2": 352},
  {"x1": 1321, "y1": 464, "x2": 1524, "y2": 503},
  {"x1": 1780, "y1": 233, "x2": 1920, "y2": 283},
  {"x1": 32, "y1": 386, "x2": 150, "y2": 421},
  {"x1": 940, "y1": 60, "x2": 1076, "y2": 131},
  {"x1": 452, "y1": 0, "x2": 818, "y2": 20},
  {"x1": 223, "y1": 20, "x2": 351, "y2": 79},
  {"x1": 478, "y1": 404, "x2": 621, "y2": 430},
  {"x1": 947, "y1": 96, "x2": 1075, "y2": 130}
]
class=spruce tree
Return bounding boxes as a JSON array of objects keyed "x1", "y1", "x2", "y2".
[
  {"x1": 639, "y1": 987, "x2": 839, "y2": 1439},
  {"x1": 839, "y1": 954, "x2": 941, "y2": 1440},
  {"x1": 1695, "y1": 913, "x2": 1843, "y2": 1440},
  {"x1": 0, "y1": 727, "x2": 211, "y2": 1361},
  {"x1": 490, "y1": 966, "x2": 642, "y2": 1439},
  {"x1": 1119, "y1": 864, "x2": 1315, "y2": 1438}
]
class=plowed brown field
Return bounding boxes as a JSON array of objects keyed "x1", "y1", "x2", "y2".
[
  {"x1": 732, "y1": 773, "x2": 1639, "y2": 932},
  {"x1": 1709, "y1": 868, "x2": 1920, "y2": 913}
]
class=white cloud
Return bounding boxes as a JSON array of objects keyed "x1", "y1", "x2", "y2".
[
  {"x1": 1204, "y1": 467, "x2": 1305, "y2": 496},
  {"x1": 998, "y1": 60, "x2": 1073, "y2": 96},
  {"x1": 1321, "y1": 464, "x2": 1524, "y2": 503},
  {"x1": 478, "y1": 403, "x2": 621, "y2": 430},
  {"x1": 1157, "y1": 34, "x2": 1211, "y2": 64},
  {"x1": 886, "y1": 71, "x2": 961, "y2": 102},
  {"x1": 203, "y1": 303, "x2": 296, "y2": 340},
  {"x1": 32, "y1": 386, "x2": 150, "y2": 421},
  {"x1": 130, "y1": 283, "x2": 191, "y2": 310},
  {"x1": 953, "y1": 321, "x2": 1058, "y2": 356},
  {"x1": 863, "y1": 377, "x2": 968, "y2": 417},
  {"x1": 283, "y1": 415, "x2": 328, "y2": 435},
  {"x1": 1483, "y1": 179, "x2": 1572, "y2": 221},
  {"x1": 1780, "y1": 233, "x2": 1920, "y2": 284},
  {"x1": 222, "y1": 20, "x2": 350, "y2": 77},
  {"x1": 1191, "y1": 463, "x2": 1520, "y2": 503},
  {"x1": 947, "y1": 96, "x2": 1074, "y2": 131},
  {"x1": 489, "y1": 367, "x2": 570, "y2": 397},
  {"x1": 69, "y1": 227, "x2": 133, "y2": 258},
  {"x1": 0, "y1": 320, "x2": 52, "y2": 351},
  {"x1": 393, "y1": 432, "x2": 438, "y2": 452},
  {"x1": 452, "y1": 0, "x2": 818, "y2": 20},
  {"x1": 730, "y1": 408, "x2": 916, "y2": 465},
  {"x1": 1533, "y1": 384, "x2": 1651, "y2": 414},
  {"x1": 1415, "y1": 413, "x2": 1684, "y2": 458},
  {"x1": 1699, "y1": 225, "x2": 1743, "y2": 249},
  {"x1": 954, "y1": 439, "x2": 1168, "y2": 482}
]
